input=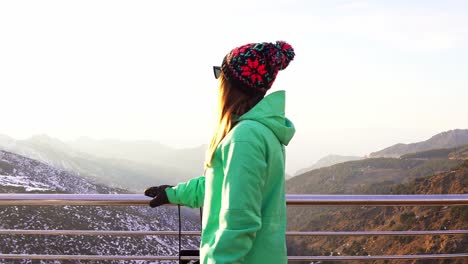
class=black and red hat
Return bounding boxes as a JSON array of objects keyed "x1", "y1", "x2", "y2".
[{"x1": 215, "y1": 41, "x2": 295, "y2": 95}]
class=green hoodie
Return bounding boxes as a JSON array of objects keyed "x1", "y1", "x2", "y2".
[{"x1": 166, "y1": 90, "x2": 295, "y2": 263}]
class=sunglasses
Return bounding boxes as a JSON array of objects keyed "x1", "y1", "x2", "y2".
[{"x1": 213, "y1": 66, "x2": 221, "y2": 79}]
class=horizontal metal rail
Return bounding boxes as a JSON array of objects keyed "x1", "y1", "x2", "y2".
[
  {"x1": 0, "y1": 194, "x2": 467, "y2": 206},
  {"x1": 0, "y1": 253, "x2": 466, "y2": 261},
  {"x1": 287, "y1": 254, "x2": 468, "y2": 261},
  {"x1": 0, "y1": 229, "x2": 467, "y2": 236},
  {"x1": 287, "y1": 194, "x2": 468, "y2": 206},
  {"x1": 1, "y1": 194, "x2": 466, "y2": 261}
]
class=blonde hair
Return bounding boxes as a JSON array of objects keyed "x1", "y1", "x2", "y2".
[{"x1": 204, "y1": 74, "x2": 263, "y2": 168}]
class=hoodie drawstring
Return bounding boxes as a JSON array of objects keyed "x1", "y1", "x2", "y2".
[{"x1": 178, "y1": 204, "x2": 182, "y2": 263}]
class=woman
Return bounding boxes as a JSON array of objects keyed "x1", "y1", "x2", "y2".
[{"x1": 144, "y1": 41, "x2": 295, "y2": 264}]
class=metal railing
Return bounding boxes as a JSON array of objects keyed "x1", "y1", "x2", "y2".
[{"x1": 0, "y1": 194, "x2": 467, "y2": 262}]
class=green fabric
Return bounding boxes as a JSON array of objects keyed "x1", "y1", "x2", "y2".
[{"x1": 165, "y1": 90, "x2": 295, "y2": 264}]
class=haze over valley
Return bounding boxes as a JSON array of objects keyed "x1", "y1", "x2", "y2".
[{"x1": 1, "y1": 128, "x2": 467, "y2": 261}]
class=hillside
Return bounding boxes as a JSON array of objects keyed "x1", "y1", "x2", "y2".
[
  {"x1": 286, "y1": 161, "x2": 468, "y2": 264},
  {"x1": 449, "y1": 145, "x2": 468, "y2": 160},
  {"x1": 0, "y1": 150, "x2": 200, "y2": 263},
  {"x1": 294, "y1": 155, "x2": 363, "y2": 176},
  {"x1": 370, "y1": 129, "x2": 468, "y2": 158},
  {"x1": 286, "y1": 155, "x2": 463, "y2": 195}
]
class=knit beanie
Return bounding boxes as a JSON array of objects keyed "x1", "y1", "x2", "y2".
[{"x1": 220, "y1": 41, "x2": 295, "y2": 95}]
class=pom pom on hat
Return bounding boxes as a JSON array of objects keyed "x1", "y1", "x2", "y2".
[
  {"x1": 221, "y1": 40, "x2": 295, "y2": 95},
  {"x1": 274, "y1": 41, "x2": 295, "y2": 70}
]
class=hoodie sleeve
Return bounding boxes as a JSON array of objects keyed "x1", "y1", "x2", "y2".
[
  {"x1": 165, "y1": 176, "x2": 205, "y2": 208},
  {"x1": 208, "y1": 140, "x2": 267, "y2": 263}
]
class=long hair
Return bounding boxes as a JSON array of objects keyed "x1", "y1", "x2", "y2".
[{"x1": 204, "y1": 74, "x2": 263, "y2": 168}]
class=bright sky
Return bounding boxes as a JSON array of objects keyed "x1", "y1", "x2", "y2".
[{"x1": 1, "y1": 0, "x2": 467, "y2": 174}]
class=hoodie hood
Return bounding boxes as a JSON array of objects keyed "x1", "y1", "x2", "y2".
[{"x1": 237, "y1": 90, "x2": 295, "y2": 145}]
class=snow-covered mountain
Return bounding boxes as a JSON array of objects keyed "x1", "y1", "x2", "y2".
[
  {"x1": 0, "y1": 150, "x2": 201, "y2": 264},
  {"x1": 0, "y1": 134, "x2": 197, "y2": 191}
]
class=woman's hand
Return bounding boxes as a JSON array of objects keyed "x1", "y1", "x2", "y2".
[{"x1": 144, "y1": 185, "x2": 173, "y2": 207}]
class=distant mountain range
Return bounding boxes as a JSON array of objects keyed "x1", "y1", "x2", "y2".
[
  {"x1": 287, "y1": 145, "x2": 465, "y2": 195},
  {"x1": 292, "y1": 129, "x2": 468, "y2": 177},
  {"x1": 68, "y1": 136, "x2": 206, "y2": 176},
  {"x1": 1, "y1": 128, "x2": 468, "y2": 261},
  {"x1": 294, "y1": 154, "x2": 363, "y2": 175},
  {"x1": 2, "y1": 129, "x2": 467, "y2": 190},
  {"x1": 370, "y1": 129, "x2": 468, "y2": 158},
  {"x1": 0, "y1": 134, "x2": 205, "y2": 191},
  {"x1": 0, "y1": 149, "x2": 200, "y2": 261}
]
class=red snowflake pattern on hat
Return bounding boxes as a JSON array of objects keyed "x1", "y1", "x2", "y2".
[{"x1": 241, "y1": 59, "x2": 267, "y2": 83}]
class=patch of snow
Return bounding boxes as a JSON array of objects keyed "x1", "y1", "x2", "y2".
[{"x1": 0, "y1": 174, "x2": 51, "y2": 191}]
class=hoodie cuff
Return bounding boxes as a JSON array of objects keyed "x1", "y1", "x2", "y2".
[{"x1": 165, "y1": 187, "x2": 178, "y2": 204}]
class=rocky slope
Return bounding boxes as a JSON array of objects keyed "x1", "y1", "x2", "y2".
[
  {"x1": 0, "y1": 150, "x2": 201, "y2": 264},
  {"x1": 286, "y1": 162, "x2": 468, "y2": 263}
]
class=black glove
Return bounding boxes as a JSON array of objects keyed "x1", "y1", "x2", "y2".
[{"x1": 144, "y1": 185, "x2": 173, "y2": 208}]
